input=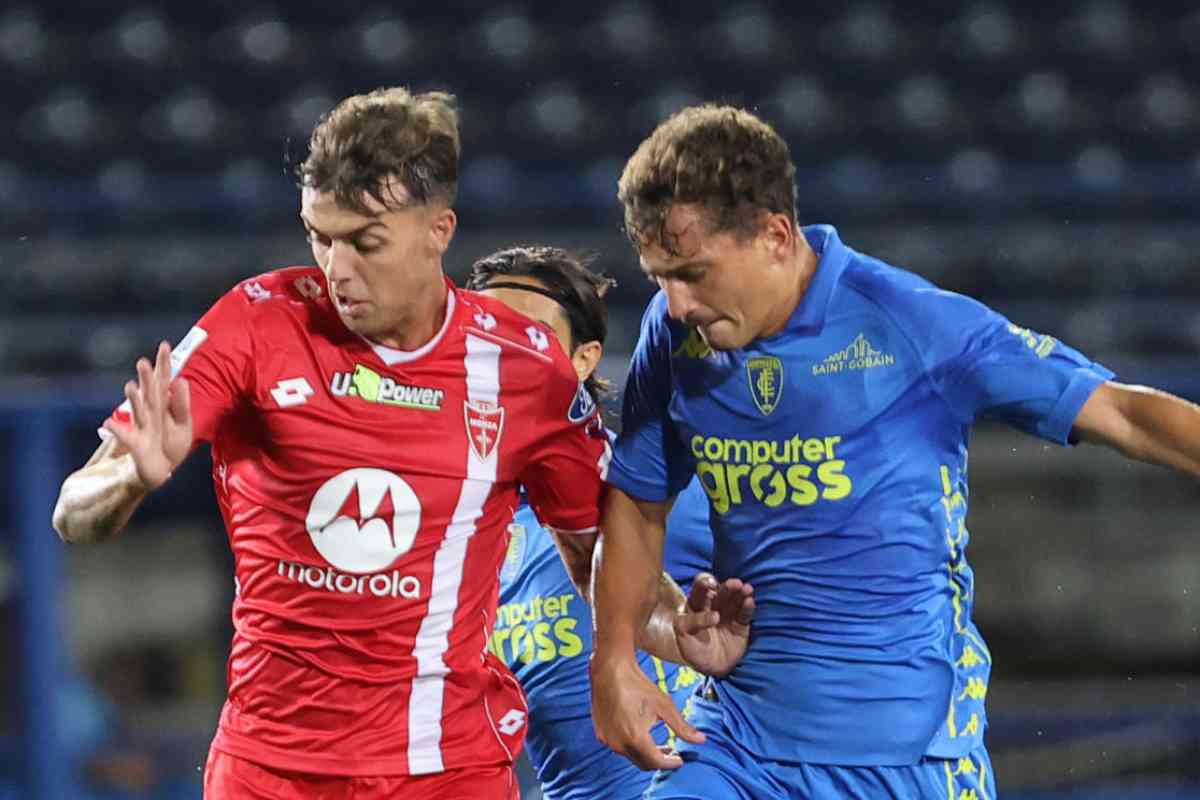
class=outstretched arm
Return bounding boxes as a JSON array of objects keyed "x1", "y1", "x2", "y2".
[
  {"x1": 52, "y1": 343, "x2": 193, "y2": 544},
  {"x1": 1073, "y1": 382, "x2": 1200, "y2": 478}
]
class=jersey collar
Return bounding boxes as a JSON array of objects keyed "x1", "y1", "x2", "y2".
[
  {"x1": 365, "y1": 277, "x2": 458, "y2": 366},
  {"x1": 777, "y1": 224, "x2": 851, "y2": 338}
]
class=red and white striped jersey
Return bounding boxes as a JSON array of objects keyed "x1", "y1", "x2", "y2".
[{"x1": 106, "y1": 267, "x2": 609, "y2": 776}]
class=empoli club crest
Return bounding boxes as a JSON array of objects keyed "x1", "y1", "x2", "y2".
[{"x1": 746, "y1": 356, "x2": 783, "y2": 415}]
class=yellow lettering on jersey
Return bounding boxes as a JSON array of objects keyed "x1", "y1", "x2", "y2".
[
  {"x1": 492, "y1": 592, "x2": 584, "y2": 662},
  {"x1": 1006, "y1": 323, "x2": 1058, "y2": 359},
  {"x1": 690, "y1": 433, "x2": 853, "y2": 513}
]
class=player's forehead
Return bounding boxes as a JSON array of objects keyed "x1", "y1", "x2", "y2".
[
  {"x1": 638, "y1": 205, "x2": 734, "y2": 277},
  {"x1": 300, "y1": 180, "x2": 414, "y2": 232}
]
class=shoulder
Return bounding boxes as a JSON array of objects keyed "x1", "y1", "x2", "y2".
[
  {"x1": 839, "y1": 253, "x2": 995, "y2": 334},
  {"x1": 456, "y1": 289, "x2": 579, "y2": 388},
  {"x1": 200, "y1": 266, "x2": 336, "y2": 336},
  {"x1": 230, "y1": 266, "x2": 330, "y2": 311}
]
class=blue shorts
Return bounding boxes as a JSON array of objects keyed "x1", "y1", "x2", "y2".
[{"x1": 645, "y1": 694, "x2": 995, "y2": 800}]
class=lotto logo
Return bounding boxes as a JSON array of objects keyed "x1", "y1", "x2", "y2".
[
  {"x1": 243, "y1": 281, "x2": 272, "y2": 303},
  {"x1": 496, "y1": 709, "x2": 526, "y2": 736},
  {"x1": 271, "y1": 377, "x2": 315, "y2": 407},
  {"x1": 524, "y1": 325, "x2": 550, "y2": 352}
]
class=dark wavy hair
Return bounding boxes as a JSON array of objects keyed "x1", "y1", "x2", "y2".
[
  {"x1": 467, "y1": 246, "x2": 616, "y2": 404},
  {"x1": 297, "y1": 87, "x2": 459, "y2": 212},
  {"x1": 618, "y1": 103, "x2": 797, "y2": 255}
]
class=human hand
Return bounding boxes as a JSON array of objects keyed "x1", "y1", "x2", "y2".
[
  {"x1": 102, "y1": 341, "x2": 192, "y2": 490},
  {"x1": 590, "y1": 652, "x2": 704, "y2": 770},
  {"x1": 674, "y1": 572, "x2": 755, "y2": 678}
]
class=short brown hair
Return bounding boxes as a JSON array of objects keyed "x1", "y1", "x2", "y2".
[
  {"x1": 466, "y1": 245, "x2": 616, "y2": 404},
  {"x1": 618, "y1": 104, "x2": 797, "y2": 255},
  {"x1": 298, "y1": 87, "x2": 460, "y2": 214}
]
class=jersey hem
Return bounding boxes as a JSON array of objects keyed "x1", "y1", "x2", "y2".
[
  {"x1": 1040, "y1": 367, "x2": 1114, "y2": 445},
  {"x1": 605, "y1": 463, "x2": 671, "y2": 503}
]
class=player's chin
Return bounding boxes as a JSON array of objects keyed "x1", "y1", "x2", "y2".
[
  {"x1": 337, "y1": 308, "x2": 375, "y2": 334},
  {"x1": 699, "y1": 321, "x2": 745, "y2": 351}
]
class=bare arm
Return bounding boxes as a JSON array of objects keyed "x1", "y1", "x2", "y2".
[
  {"x1": 593, "y1": 488, "x2": 669, "y2": 666},
  {"x1": 52, "y1": 438, "x2": 150, "y2": 544},
  {"x1": 587, "y1": 487, "x2": 698, "y2": 769},
  {"x1": 1073, "y1": 382, "x2": 1200, "y2": 478},
  {"x1": 51, "y1": 342, "x2": 193, "y2": 544},
  {"x1": 548, "y1": 505, "x2": 688, "y2": 663}
]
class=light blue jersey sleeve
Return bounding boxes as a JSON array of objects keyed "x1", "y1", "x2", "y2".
[
  {"x1": 608, "y1": 293, "x2": 694, "y2": 501},
  {"x1": 882, "y1": 284, "x2": 1114, "y2": 444}
]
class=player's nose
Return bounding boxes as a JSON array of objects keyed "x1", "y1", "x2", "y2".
[
  {"x1": 324, "y1": 240, "x2": 360, "y2": 283},
  {"x1": 663, "y1": 280, "x2": 700, "y2": 323}
]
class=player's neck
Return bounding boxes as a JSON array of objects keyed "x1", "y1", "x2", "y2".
[
  {"x1": 759, "y1": 239, "x2": 818, "y2": 339},
  {"x1": 371, "y1": 279, "x2": 450, "y2": 351}
]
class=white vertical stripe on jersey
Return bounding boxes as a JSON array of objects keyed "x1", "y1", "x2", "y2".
[{"x1": 407, "y1": 333, "x2": 501, "y2": 775}]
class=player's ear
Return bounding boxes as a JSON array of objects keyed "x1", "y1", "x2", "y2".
[
  {"x1": 428, "y1": 207, "x2": 457, "y2": 255},
  {"x1": 759, "y1": 212, "x2": 794, "y2": 261},
  {"x1": 571, "y1": 340, "x2": 603, "y2": 382}
]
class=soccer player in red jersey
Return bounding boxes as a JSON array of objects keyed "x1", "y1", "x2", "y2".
[{"x1": 51, "y1": 87, "x2": 610, "y2": 800}]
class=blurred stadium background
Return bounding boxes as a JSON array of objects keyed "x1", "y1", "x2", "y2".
[{"x1": 3, "y1": 1, "x2": 1199, "y2": 797}]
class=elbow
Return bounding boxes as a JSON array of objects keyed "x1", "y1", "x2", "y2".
[
  {"x1": 51, "y1": 490, "x2": 107, "y2": 545},
  {"x1": 51, "y1": 496, "x2": 86, "y2": 544},
  {"x1": 51, "y1": 500, "x2": 78, "y2": 544}
]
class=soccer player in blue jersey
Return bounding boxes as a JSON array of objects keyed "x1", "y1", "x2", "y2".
[
  {"x1": 589, "y1": 105, "x2": 1200, "y2": 800},
  {"x1": 466, "y1": 246, "x2": 740, "y2": 800}
]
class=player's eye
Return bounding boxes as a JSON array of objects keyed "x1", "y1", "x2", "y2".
[{"x1": 306, "y1": 229, "x2": 331, "y2": 248}]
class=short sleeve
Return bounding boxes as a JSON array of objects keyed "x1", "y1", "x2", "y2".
[
  {"x1": 102, "y1": 285, "x2": 255, "y2": 446},
  {"x1": 607, "y1": 295, "x2": 694, "y2": 502},
  {"x1": 520, "y1": 378, "x2": 609, "y2": 533},
  {"x1": 912, "y1": 288, "x2": 1114, "y2": 444}
]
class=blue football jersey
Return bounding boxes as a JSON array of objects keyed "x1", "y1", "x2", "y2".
[
  {"x1": 492, "y1": 478, "x2": 712, "y2": 800},
  {"x1": 607, "y1": 225, "x2": 1114, "y2": 766}
]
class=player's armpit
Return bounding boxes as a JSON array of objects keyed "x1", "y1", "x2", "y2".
[{"x1": 1073, "y1": 381, "x2": 1200, "y2": 479}]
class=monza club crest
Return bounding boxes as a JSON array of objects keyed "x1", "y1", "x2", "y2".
[{"x1": 465, "y1": 400, "x2": 505, "y2": 461}]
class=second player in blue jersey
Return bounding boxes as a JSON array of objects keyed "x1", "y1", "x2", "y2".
[
  {"x1": 494, "y1": 483, "x2": 710, "y2": 800},
  {"x1": 467, "y1": 245, "x2": 717, "y2": 800}
]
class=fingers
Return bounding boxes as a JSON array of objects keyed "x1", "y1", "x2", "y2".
[
  {"x1": 154, "y1": 341, "x2": 172, "y2": 406},
  {"x1": 168, "y1": 377, "x2": 192, "y2": 424},
  {"x1": 733, "y1": 593, "x2": 756, "y2": 627},
  {"x1": 715, "y1": 579, "x2": 755, "y2": 629},
  {"x1": 625, "y1": 730, "x2": 684, "y2": 771},
  {"x1": 658, "y1": 693, "x2": 705, "y2": 746},
  {"x1": 675, "y1": 607, "x2": 720, "y2": 637},
  {"x1": 685, "y1": 572, "x2": 717, "y2": 613},
  {"x1": 124, "y1": 378, "x2": 148, "y2": 429}
]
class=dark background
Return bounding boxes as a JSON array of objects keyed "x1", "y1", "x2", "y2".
[{"x1": 2, "y1": 2, "x2": 1198, "y2": 797}]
